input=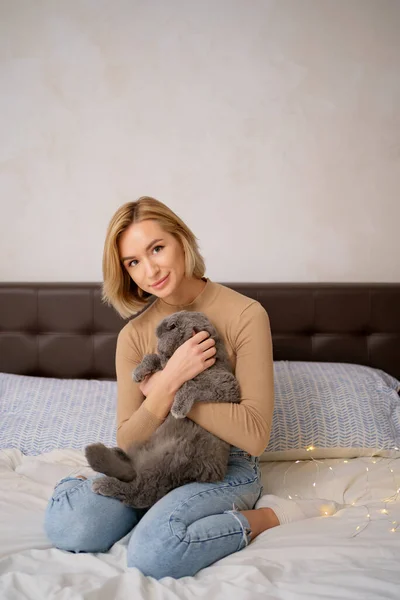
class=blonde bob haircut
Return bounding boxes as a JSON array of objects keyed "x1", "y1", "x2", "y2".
[{"x1": 102, "y1": 196, "x2": 206, "y2": 318}]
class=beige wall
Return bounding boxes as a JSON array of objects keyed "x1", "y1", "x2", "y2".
[{"x1": 0, "y1": 0, "x2": 399, "y2": 282}]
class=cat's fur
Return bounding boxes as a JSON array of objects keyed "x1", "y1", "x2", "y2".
[{"x1": 85, "y1": 310, "x2": 241, "y2": 509}]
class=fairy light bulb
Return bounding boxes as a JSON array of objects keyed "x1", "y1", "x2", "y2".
[
  {"x1": 321, "y1": 503, "x2": 335, "y2": 516},
  {"x1": 286, "y1": 445, "x2": 400, "y2": 539}
]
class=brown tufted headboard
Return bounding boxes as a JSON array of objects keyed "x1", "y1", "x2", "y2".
[{"x1": 0, "y1": 282, "x2": 399, "y2": 380}]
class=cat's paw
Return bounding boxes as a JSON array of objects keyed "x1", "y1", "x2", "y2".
[
  {"x1": 85, "y1": 443, "x2": 111, "y2": 472},
  {"x1": 170, "y1": 402, "x2": 189, "y2": 419},
  {"x1": 132, "y1": 365, "x2": 153, "y2": 383},
  {"x1": 92, "y1": 476, "x2": 121, "y2": 498},
  {"x1": 133, "y1": 354, "x2": 162, "y2": 382}
]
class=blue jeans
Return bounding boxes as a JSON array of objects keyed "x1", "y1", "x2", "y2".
[{"x1": 44, "y1": 447, "x2": 263, "y2": 579}]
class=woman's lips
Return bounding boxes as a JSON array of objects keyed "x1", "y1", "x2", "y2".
[{"x1": 152, "y1": 274, "x2": 169, "y2": 289}]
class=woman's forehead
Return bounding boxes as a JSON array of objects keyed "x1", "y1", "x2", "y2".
[{"x1": 118, "y1": 220, "x2": 171, "y2": 254}]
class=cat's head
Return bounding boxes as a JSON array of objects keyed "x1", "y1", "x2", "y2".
[{"x1": 155, "y1": 311, "x2": 217, "y2": 359}]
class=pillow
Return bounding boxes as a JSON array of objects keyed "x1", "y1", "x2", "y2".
[
  {"x1": 0, "y1": 373, "x2": 117, "y2": 455},
  {"x1": 2, "y1": 363, "x2": 400, "y2": 461},
  {"x1": 261, "y1": 362, "x2": 400, "y2": 461}
]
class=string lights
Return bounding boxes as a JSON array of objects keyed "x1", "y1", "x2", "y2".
[{"x1": 281, "y1": 444, "x2": 400, "y2": 538}]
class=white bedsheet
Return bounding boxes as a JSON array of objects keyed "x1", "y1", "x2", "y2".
[{"x1": 1, "y1": 449, "x2": 400, "y2": 600}]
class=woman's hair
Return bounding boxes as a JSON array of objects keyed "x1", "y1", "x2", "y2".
[{"x1": 102, "y1": 196, "x2": 206, "y2": 318}]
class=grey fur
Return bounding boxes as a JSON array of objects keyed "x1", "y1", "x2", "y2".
[{"x1": 85, "y1": 311, "x2": 241, "y2": 509}]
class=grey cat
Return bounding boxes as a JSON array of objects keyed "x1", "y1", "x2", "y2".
[{"x1": 85, "y1": 311, "x2": 241, "y2": 509}]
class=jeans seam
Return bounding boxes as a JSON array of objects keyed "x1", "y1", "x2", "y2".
[
  {"x1": 52, "y1": 478, "x2": 89, "y2": 502},
  {"x1": 223, "y1": 508, "x2": 251, "y2": 548},
  {"x1": 170, "y1": 530, "x2": 245, "y2": 546},
  {"x1": 168, "y1": 474, "x2": 262, "y2": 542},
  {"x1": 229, "y1": 454, "x2": 254, "y2": 462}
]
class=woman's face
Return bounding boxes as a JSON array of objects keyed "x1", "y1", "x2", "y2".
[{"x1": 118, "y1": 219, "x2": 186, "y2": 298}]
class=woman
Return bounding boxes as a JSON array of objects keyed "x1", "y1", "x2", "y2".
[{"x1": 45, "y1": 196, "x2": 340, "y2": 579}]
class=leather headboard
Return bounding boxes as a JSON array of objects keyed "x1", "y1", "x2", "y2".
[{"x1": 0, "y1": 283, "x2": 399, "y2": 380}]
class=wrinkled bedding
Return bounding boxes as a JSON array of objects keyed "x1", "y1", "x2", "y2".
[{"x1": 1, "y1": 448, "x2": 400, "y2": 599}]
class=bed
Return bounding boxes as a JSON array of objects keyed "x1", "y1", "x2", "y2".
[{"x1": 1, "y1": 281, "x2": 400, "y2": 599}]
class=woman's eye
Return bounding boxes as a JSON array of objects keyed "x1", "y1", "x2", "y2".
[{"x1": 128, "y1": 246, "x2": 163, "y2": 268}]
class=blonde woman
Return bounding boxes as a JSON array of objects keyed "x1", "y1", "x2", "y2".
[{"x1": 45, "y1": 197, "x2": 340, "y2": 579}]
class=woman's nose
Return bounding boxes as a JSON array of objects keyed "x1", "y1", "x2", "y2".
[{"x1": 144, "y1": 260, "x2": 159, "y2": 277}]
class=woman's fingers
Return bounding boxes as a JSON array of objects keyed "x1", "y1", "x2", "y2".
[
  {"x1": 201, "y1": 338, "x2": 216, "y2": 350},
  {"x1": 203, "y1": 347, "x2": 217, "y2": 360},
  {"x1": 191, "y1": 331, "x2": 216, "y2": 351},
  {"x1": 191, "y1": 330, "x2": 211, "y2": 343}
]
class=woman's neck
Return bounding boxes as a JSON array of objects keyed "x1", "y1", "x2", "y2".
[{"x1": 160, "y1": 277, "x2": 207, "y2": 308}]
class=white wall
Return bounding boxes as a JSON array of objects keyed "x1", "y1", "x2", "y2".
[{"x1": 1, "y1": 0, "x2": 399, "y2": 283}]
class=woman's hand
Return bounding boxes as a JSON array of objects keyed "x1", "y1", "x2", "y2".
[
  {"x1": 139, "y1": 371, "x2": 164, "y2": 397},
  {"x1": 162, "y1": 330, "x2": 216, "y2": 393}
]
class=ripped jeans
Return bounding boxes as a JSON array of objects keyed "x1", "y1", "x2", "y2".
[{"x1": 44, "y1": 447, "x2": 263, "y2": 579}]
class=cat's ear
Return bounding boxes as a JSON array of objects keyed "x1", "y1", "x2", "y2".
[{"x1": 155, "y1": 319, "x2": 168, "y2": 338}]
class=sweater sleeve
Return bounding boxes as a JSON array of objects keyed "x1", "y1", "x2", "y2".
[
  {"x1": 187, "y1": 301, "x2": 274, "y2": 456},
  {"x1": 115, "y1": 323, "x2": 164, "y2": 447}
]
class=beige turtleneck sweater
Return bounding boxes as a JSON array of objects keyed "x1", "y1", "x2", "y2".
[{"x1": 115, "y1": 278, "x2": 274, "y2": 456}]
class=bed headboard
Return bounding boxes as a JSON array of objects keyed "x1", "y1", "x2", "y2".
[{"x1": 0, "y1": 282, "x2": 399, "y2": 380}]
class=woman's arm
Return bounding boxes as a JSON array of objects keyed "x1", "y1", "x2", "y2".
[
  {"x1": 187, "y1": 302, "x2": 274, "y2": 456},
  {"x1": 115, "y1": 324, "x2": 175, "y2": 451}
]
